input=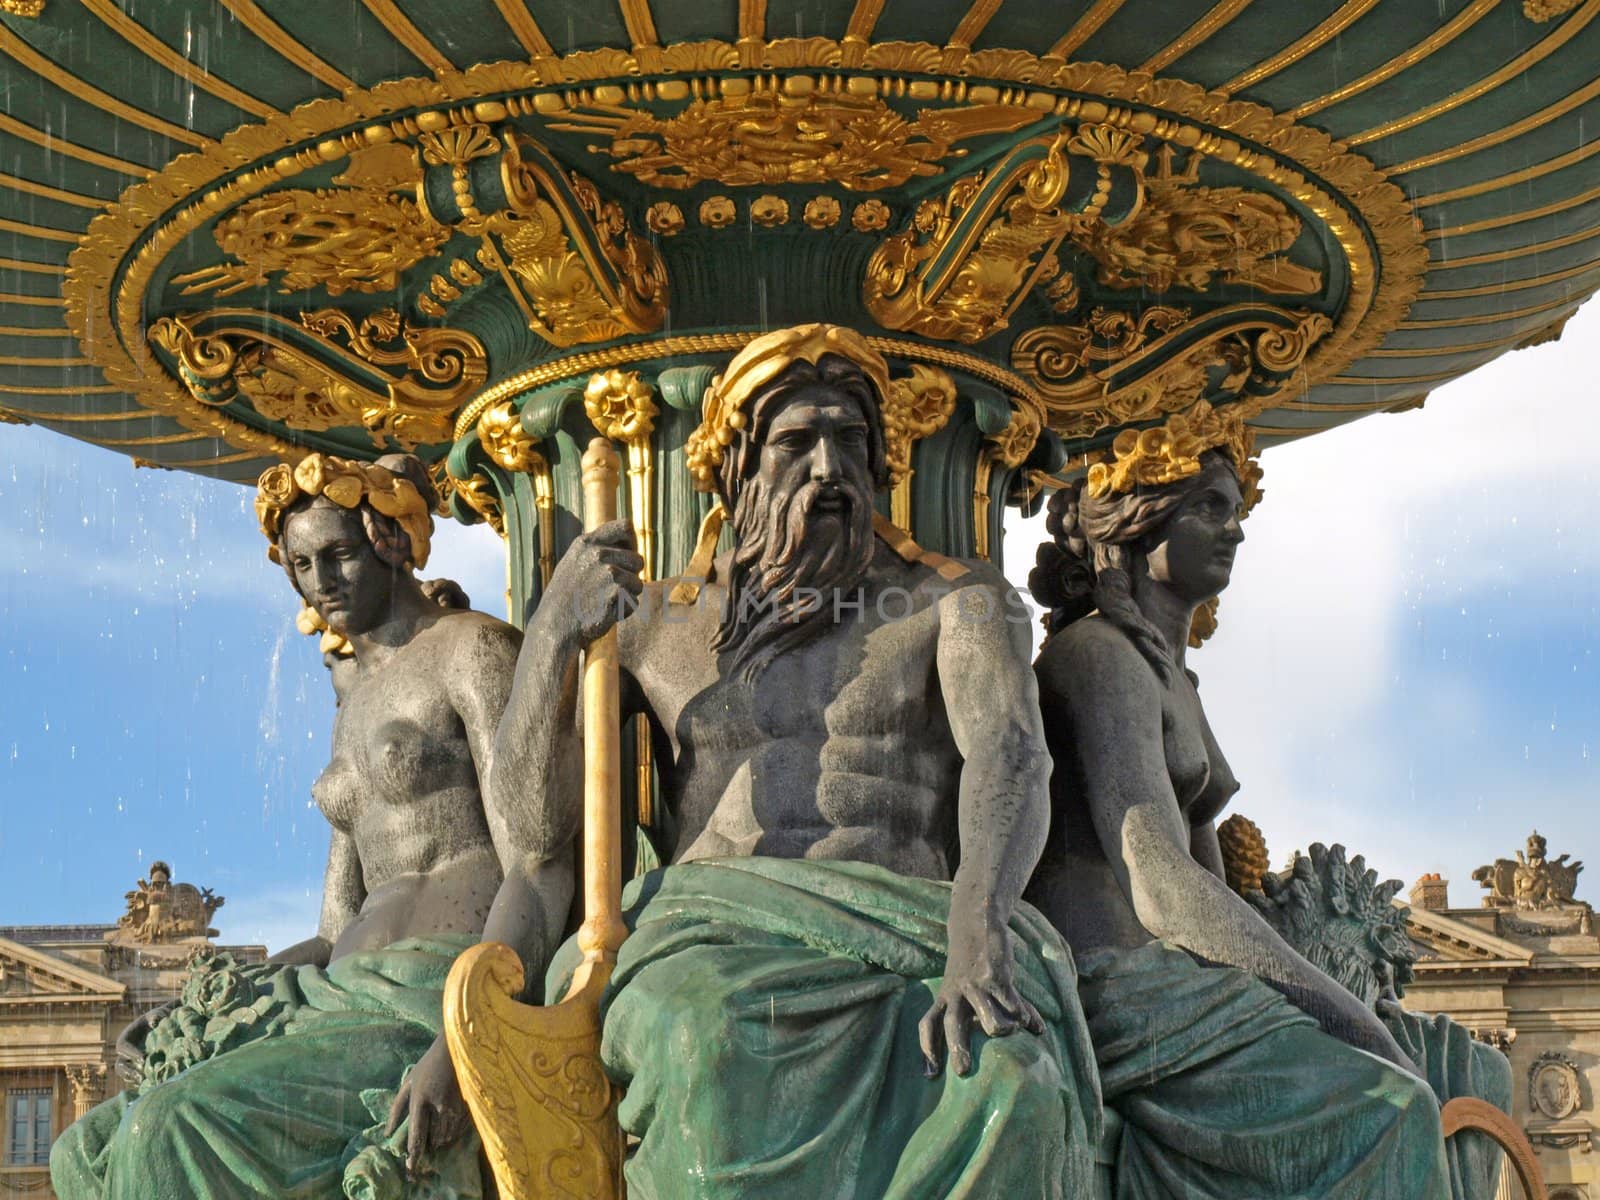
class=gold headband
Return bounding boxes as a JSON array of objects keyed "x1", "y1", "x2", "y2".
[
  {"x1": 1085, "y1": 400, "x2": 1263, "y2": 513},
  {"x1": 255, "y1": 453, "x2": 433, "y2": 569},
  {"x1": 686, "y1": 323, "x2": 896, "y2": 493}
]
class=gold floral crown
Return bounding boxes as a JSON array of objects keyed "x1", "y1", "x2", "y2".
[
  {"x1": 1085, "y1": 400, "x2": 1263, "y2": 513},
  {"x1": 255, "y1": 453, "x2": 433, "y2": 569},
  {"x1": 688, "y1": 323, "x2": 938, "y2": 493}
]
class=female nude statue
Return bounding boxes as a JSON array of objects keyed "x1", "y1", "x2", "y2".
[
  {"x1": 53, "y1": 452, "x2": 519, "y2": 1200},
  {"x1": 1025, "y1": 404, "x2": 1453, "y2": 1199}
]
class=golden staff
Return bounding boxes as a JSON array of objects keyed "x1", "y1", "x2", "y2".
[{"x1": 443, "y1": 438, "x2": 627, "y2": 1200}]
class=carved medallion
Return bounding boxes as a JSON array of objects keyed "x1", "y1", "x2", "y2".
[{"x1": 1531, "y1": 1052, "x2": 1584, "y2": 1121}]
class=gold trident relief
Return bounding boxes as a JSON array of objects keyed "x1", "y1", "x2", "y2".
[{"x1": 445, "y1": 439, "x2": 628, "y2": 1200}]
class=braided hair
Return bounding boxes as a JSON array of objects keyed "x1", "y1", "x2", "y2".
[{"x1": 1029, "y1": 449, "x2": 1237, "y2": 683}]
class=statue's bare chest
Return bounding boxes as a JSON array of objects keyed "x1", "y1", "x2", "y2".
[{"x1": 312, "y1": 642, "x2": 471, "y2": 829}]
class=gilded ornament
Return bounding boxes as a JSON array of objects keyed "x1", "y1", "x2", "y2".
[
  {"x1": 698, "y1": 196, "x2": 738, "y2": 229},
  {"x1": 475, "y1": 133, "x2": 669, "y2": 348},
  {"x1": 255, "y1": 453, "x2": 433, "y2": 567},
  {"x1": 883, "y1": 364, "x2": 958, "y2": 484},
  {"x1": 584, "y1": 368, "x2": 659, "y2": 579},
  {"x1": 63, "y1": 44, "x2": 1422, "y2": 463},
  {"x1": 148, "y1": 308, "x2": 487, "y2": 450},
  {"x1": 550, "y1": 86, "x2": 1037, "y2": 191},
  {"x1": 478, "y1": 401, "x2": 544, "y2": 473},
  {"x1": 1, "y1": 0, "x2": 44, "y2": 15},
  {"x1": 1085, "y1": 398, "x2": 1261, "y2": 513},
  {"x1": 330, "y1": 141, "x2": 422, "y2": 191},
  {"x1": 802, "y1": 196, "x2": 842, "y2": 229},
  {"x1": 864, "y1": 135, "x2": 1093, "y2": 344},
  {"x1": 645, "y1": 202, "x2": 686, "y2": 236},
  {"x1": 1065, "y1": 123, "x2": 1149, "y2": 171},
  {"x1": 1070, "y1": 156, "x2": 1323, "y2": 296},
  {"x1": 750, "y1": 195, "x2": 790, "y2": 227},
  {"x1": 852, "y1": 199, "x2": 892, "y2": 232},
  {"x1": 1216, "y1": 813, "x2": 1271, "y2": 895},
  {"x1": 1524, "y1": 0, "x2": 1582, "y2": 17},
  {"x1": 454, "y1": 472, "x2": 506, "y2": 537},
  {"x1": 1188, "y1": 596, "x2": 1220, "y2": 649},
  {"x1": 172, "y1": 189, "x2": 448, "y2": 298}
]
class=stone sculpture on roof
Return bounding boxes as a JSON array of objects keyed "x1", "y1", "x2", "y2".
[
  {"x1": 1474, "y1": 831, "x2": 1586, "y2": 912},
  {"x1": 108, "y1": 861, "x2": 223, "y2": 945}
]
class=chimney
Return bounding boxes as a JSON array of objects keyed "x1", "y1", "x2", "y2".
[{"x1": 1410, "y1": 873, "x2": 1449, "y2": 912}]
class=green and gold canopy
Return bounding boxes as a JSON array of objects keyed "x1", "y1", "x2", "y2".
[{"x1": 1, "y1": 0, "x2": 1596, "y2": 492}]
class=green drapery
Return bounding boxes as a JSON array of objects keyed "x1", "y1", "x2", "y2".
[
  {"x1": 1079, "y1": 940, "x2": 1453, "y2": 1200},
  {"x1": 547, "y1": 857, "x2": 1103, "y2": 1200},
  {"x1": 52, "y1": 936, "x2": 483, "y2": 1200},
  {"x1": 1384, "y1": 1005, "x2": 1514, "y2": 1200}
]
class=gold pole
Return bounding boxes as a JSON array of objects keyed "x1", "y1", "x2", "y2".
[
  {"x1": 575, "y1": 438, "x2": 629, "y2": 981},
  {"x1": 442, "y1": 438, "x2": 628, "y2": 1200}
]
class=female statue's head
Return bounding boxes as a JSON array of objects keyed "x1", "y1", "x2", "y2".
[
  {"x1": 255, "y1": 452, "x2": 437, "y2": 637},
  {"x1": 1029, "y1": 402, "x2": 1260, "y2": 680}
]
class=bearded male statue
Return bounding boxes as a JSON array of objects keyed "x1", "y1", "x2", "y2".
[{"x1": 481, "y1": 324, "x2": 1100, "y2": 1198}]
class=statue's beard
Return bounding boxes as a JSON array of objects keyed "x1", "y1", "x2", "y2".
[{"x1": 714, "y1": 474, "x2": 876, "y2": 683}]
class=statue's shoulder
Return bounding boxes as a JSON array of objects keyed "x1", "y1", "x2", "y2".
[
  {"x1": 1035, "y1": 618, "x2": 1152, "y2": 702},
  {"x1": 432, "y1": 607, "x2": 523, "y2": 663}
]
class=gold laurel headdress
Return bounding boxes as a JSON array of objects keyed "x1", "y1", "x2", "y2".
[
  {"x1": 687, "y1": 323, "x2": 938, "y2": 494},
  {"x1": 1085, "y1": 399, "x2": 1263, "y2": 514},
  {"x1": 255, "y1": 453, "x2": 434, "y2": 569}
]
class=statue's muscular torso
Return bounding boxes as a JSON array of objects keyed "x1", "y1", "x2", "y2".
[{"x1": 619, "y1": 542, "x2": 978, "y2": 881}]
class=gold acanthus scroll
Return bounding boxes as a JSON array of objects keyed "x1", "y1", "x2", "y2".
[{"x1": 444, "y1": 439, "x2": 628, "y2": 1200}]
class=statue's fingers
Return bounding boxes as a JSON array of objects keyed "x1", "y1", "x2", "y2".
[
  {"x1": 606, "y1": 564, "x2": 645, "y2": 594},
  {"x1": 406, "y1": 1102, "x2": 432, "y2": 1175},
  {"x1": 918, "y1": 1001, "x2": 946, "y2": 1077},
  {"x1": 588, "y1": 519, "x2": 635, "y2": 547},
  {"x1": 383, "y1": 1081, "x2": 411, "y2": 1138},
  {"x1": 996, "y1": 983, "x2": 1044, "y2": 1035},
  {"x1": 430, "y1": 1097, "x2": 470, "y2": 1152},
  {"x1": 968, "y1": 986, "x2": 1016, "y2": 1038},
  {"x1": 945, "y1": 1004, "x2": 973, "y2": 1077}
]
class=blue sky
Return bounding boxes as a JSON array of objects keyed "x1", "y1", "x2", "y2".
[{"x1": 3, "y1": 308, "x2": 1596, "y2": 950}]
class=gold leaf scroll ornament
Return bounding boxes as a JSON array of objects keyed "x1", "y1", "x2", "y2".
[{"x1": 148, "y1": 308, "x2": 486, "y2": 449}]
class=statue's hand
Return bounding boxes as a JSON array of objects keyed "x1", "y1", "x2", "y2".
[
  {"x1": 114, "y1": 999, "x2": 177, "y2": 1086},
  {"x1": 541, "y1": 519, "x2": 645, "y2": 644},
  {"x1": 385, "y1": 1035, "x2": 471, "y2": 1176},
  {"x1": 918, "y1": 921, "x2": 1045, "y2": 1078}
]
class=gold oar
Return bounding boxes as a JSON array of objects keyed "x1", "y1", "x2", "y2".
[{"x1": 444, "y1": 438, "x2": 627, "y2": 1200}]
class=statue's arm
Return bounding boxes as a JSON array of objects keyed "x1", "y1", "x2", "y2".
[
  {"x1": 481, "y1": 521, "x2": 644, "y2": 998},
  {"x1": 919, "y1": 575, "x2": 1051, "y2": 1075},
  {"x1": 1042, "y1": 631, "x2": 1420, "y2": 1074},
  {"x1": 269, "y1": 827, "x2": 362, "y2": 966}
]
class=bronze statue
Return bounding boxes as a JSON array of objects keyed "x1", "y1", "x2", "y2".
[
  {"x1": 1025, "y1": 403, "x2": 1453, "y2": 1198},
  {"x1": 480, "y1": 324, "x2": 1100, "y2": 1196},
  {"x1": 53, "y1": 453, "x2": 519, "y2": 1199}
]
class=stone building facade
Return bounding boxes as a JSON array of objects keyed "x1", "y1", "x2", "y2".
[
  {"x1": 0, "y1": 865, "x2": 263, "y2": 1199},
  {"x1": 1404, "y1": 833, "x2": 1600, "y2": 1200}
]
